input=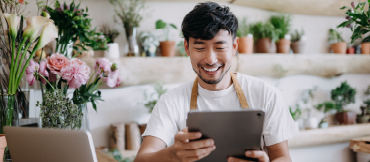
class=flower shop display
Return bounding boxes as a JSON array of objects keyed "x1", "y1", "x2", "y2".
[
  {"x1": 26, "y1": 55, "x2": 121, "y2": 130},
  {"x1": 338, "y1": 0, "x2": 370, "y2": 54},
  {"x1": 138, "y1": 31, "x2": 159, "y2": 57},
  {"x1": 328, "y1": 29, "x2": 346, "y2": 54},
  {"x1": 270, "y1": 14, "x2": 292, "y2": 53},
  {"x1": 251, "y1": 21, "x2": 280, "y2": 53},
  {"x1": 290, "y1": 29, "x2": 306, "y2": 54},
  {"x1": 156, "y1": 19, "x2": 178, "y2": 57},
  {"x1": 110, "y1": 0, "x2": 145, "y2": 57},
  {"x1": 236, "y1": 17, "x2": 254, "y2": 54},
  {"x1": 101, "y1": 24, "x2": 120, "y2": 58}
]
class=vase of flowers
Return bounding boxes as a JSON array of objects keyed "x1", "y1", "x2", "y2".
[{"x1": 27, "y1": 54, "x2": 121, "y2": 130}]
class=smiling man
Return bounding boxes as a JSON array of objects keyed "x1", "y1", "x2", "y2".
[{"x1": 134, "y1": 2, "x2": 298, "y2": 162}]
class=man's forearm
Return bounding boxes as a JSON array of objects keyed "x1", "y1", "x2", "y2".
[
  {"x1": 134, "y1": 146, "x2": 178, "y2": 162},
  {"x1": 271, "y1": 156, "x2": 292, "y2": 162}
]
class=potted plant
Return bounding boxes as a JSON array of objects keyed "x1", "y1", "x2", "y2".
[
  {"x1": 237, "y1": 17, "x2": 254, "y2": 54},
  {"x1": 328, "y1": 29, "x2": 346, "y2": 54},
  {"x1": 74, "y1": 28, "x2": 108, "y2": 58},
  {"x1": 357, "y1": 105, "x2": 370, "y2": 123},
  {"x1": 315, "y1": 102, "x2": 337, "y2": 128},
  {"x1": 290, "y1": 29, "x2": 306, "y2": 54},
  {"x1": 270, "y1": 14, "x2": 292, "y2": 54},
  {"x1": 101, "y1": 24, "x2": 120, "y2": 58},
  {"x1": 338, "y1": 0, "x2": 370, "y2": 54},
  {"x1": 289, "y1": 104, "x2": 301, "y2": 130},
  {"x1": 138, "y1": 31, "x2": 159, "y2": 57},
  {"x1": 331, "y1": 81, "x2": 357, "y2": 124},
  {"x1": 110, "y1": 0, "x2": 145, "y2": 57},
  {"x1": 156, "y1": 19, "x2": 178, "y2": 57},
  {"x1": 250, "y1": 21, "x2": 280, "y2": 53}
]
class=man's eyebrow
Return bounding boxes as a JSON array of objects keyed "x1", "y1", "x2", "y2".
[
  {"x1": 193, "y1": 40, "x2": 205, "y2": 44},
  {"x1": 215, "y1": 41, "x2": 227, "y2": 44}
]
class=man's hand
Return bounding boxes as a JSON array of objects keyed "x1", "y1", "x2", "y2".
[
  {"x1": 169, "y1": 127, "x2": 216, "y2": 162},
  {"x1": 227, "y1": 150, "x2": 269, "y2": 162}
]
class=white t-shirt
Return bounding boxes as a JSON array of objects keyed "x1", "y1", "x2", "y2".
[{"x1": 143, "y1": 73, "x2": 298, "y2": 148}]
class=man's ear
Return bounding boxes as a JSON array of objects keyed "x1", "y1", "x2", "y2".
[
  {"x1": 184, "y1": 39, "x2": 190, "y2": 57},
  {"x1": 233, "y1": 37, "x2": 239, "y2": 56}
]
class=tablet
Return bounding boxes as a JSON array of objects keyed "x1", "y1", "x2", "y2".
[{"x1": 187, "y1": 110, "x2": 265, "y2": 162}]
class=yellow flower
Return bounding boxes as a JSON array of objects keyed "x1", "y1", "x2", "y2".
[
  {"x1": 23, "y1": 16, "x2": 51, "y2": 42},
  {"x1": 2, "y1": 14, "x2": 21, "y2": 39}
]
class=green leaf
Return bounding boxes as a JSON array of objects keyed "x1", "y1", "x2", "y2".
[
  {"x1": 340, "y1": 6, "x2": 351, "y2": 10},
  {"x1": 362, "y1": 35, "x2": 370, "y2": 43},
  {"x1": 169, "y1": 23, "x2": 177, "y2": 29},
  {"x1": 337, "y1": 20, "x2": 354, "y2": 28},
  {"x1": 155, "y1": 20, "x2": 167, "y2": 29}
]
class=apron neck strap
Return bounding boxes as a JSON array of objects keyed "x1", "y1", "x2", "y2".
[{"x1": 190, "y1": 72, "x2": 249, "y2": 110}]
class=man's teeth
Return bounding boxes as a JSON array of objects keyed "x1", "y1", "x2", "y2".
[{"x1": 203, "y1": 67, "x2": 219, "y2": 72}]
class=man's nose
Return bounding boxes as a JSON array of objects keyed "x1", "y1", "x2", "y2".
[{"x1": 204, "y1": 49, "x2": 218, "y2": 65}]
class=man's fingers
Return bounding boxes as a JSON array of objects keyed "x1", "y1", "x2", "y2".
[
  {"x1": 175, "y1": 132, "x2": 202, "y2": 142},
  {"x1": 227, "y1": 157, "x2": 253, "y2": 162},
  {"x1": 182, "y1": 139, "x2": 215, "y2": 149},
  {"x1": 181, "y1": 127, "x2": 189, "y2": 133},
  {"x1": 245, "y1": 150, "x2": 269, "y2": 162},
  {"x1": 182, "y1": 146, "x2": 216, "y2": 161}
]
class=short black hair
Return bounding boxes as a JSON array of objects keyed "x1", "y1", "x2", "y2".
[{"x1": 181, "y1": 2, "x2": 238, "y2": 43}]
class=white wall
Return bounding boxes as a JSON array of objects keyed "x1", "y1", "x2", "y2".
[{"x1": 23, "y1": 1, "x2": 352, "y2": 54}]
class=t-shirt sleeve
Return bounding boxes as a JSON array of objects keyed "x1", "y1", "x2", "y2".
[
  {"x1": 142, "y1": 92, "x2": 179, "y2": 147},
  {"x1": 262, "y1": 90, "x2": 299, "y2": 147}
]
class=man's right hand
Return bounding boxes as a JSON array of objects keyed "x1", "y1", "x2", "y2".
[{"x1": 169, "y1": 127, "x2": 216, "y2": 162}]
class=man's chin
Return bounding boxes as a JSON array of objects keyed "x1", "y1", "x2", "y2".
[{"x1": 198, "y1": 74, "x2": 223, "y2": 85}]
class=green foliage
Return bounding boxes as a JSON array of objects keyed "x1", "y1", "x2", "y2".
[
  {"x1": 107, "y1": 149, "x2": 135, "y2": 162},
  {"x1": 291, "y1": 29, "x2": 305, "y2": 42},
  {"x1": 331, "y1": 81, "x2": 356, "y2": 112},
  {"x1": 83, "y1": 28, "x2": 109, "y2": 51},
  {"x1": 328, "y1": 29, "x2": 345, "y2": 44},
  {"x1": 72, "y1": 77, "x2": 104, "y2": 112},
  {"x1": 337, "y1": 0, "x2": 370, "y2": 43},
  {"x1": 156, "y1": 19, "x2": 177, "y2": 41},
  {"x1": 237, "y1": 17, "x2": 253, "y2": 37},
  {"x1": 110, "y1": 0, "x2": 145, "y2": 29},
  {"x1": 315, "y1": 101, "x2": 339, "y2": 113},
  {"x1": 270, "y1": 14, "x2": 292, "y2": 39},
  {"x1": 250, "y1": 21, "x2": 280, "y2": 42},
  {"x1": 289, "y1": 104, "x2": 301, "y2": 121},
  {"x1": 100, "y1": 24, "x2": 120, "y2": 44},
  {"x1": 144, "y1": 83, "x2": 168, "y2": 113}
]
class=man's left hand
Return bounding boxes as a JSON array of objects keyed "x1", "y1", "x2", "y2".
[{"x1": 227, "y1": 150, "x2": 269, "y2": 162}]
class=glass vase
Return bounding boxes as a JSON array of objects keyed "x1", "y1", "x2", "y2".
[
  {"x1": 125, "y1": 26, "x2": 139, "y2": 57},
  {"x1": 77, "y1": 104, "x2": 90, "y2": 131},
  {"x1": 56, "y1": 43, "x2": 73, "y2": 58},
  {"x1": 0, "y1": 94, "x2": 20, "y2": 134}
]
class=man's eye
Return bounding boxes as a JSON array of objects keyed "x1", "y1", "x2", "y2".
[
  {"x1": 195, "y1": 48, "x2": 205, "y2": 50},
  {"x1": 217, "y1": 48, "x2": 226, "y2": 50}
]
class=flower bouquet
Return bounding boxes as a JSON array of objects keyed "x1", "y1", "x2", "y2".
[{"x1": 27, "y1": 55, "x2": 121, "y2": 130}]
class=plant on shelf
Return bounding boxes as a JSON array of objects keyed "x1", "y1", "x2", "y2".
[
  {"x1": 250, "y1": 21, "x2": 280, "y2": 53},
  {"x1": 270, "y1": 14, "x2": 292, "y2": 53},
  {"x1": 138, "y1": 31, "x2": 159, "y2": 57},
  {"x1": 110, "y1": 0, "x2": 145, "y2": 57},
  {"x1": 156, "y1": 19, "x2": 178, "y2": 57},
  {"x1": 290, "y1": 29, "x2": 306, "y2": 53},
  {"x1": 315, "y1": 101, "x2": 336, "y2": 127},
  {"x1": 144, "y1": 83, "x2": 168, "y2": 113},
  {"x1": 328, "y1": 29, "x2": 346, "y2": 54},
  {"x1": 236, "y1": 17, "x2": 254, "y2": 54},
  {"x1": 101, "y1": 24, "x2": 120, "y2": 44},
  {"x1": 289, "y1": 104, "x2": 301, "y2": 121},
  {"x1": 364, "y1": 86, "x2": 370, "y2": 113}
]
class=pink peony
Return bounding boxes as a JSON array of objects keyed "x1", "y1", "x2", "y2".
[
  {"x1": 26, "y1": 60, "x2": 39, "y2": 86},
  {"x1": 95, "y1": 58, "x2": 110, "y2": 72},
  {"x1": 60, "y1": 60, "x2": 91, "y2": 89},
  {"x1": 104, "y1": 70, "x2": 121, "y2": 88},
  {"x1": 47, "y1": 53, "x2": 69, "y2": 74},
  {"x1": 38, "y1": 60, "x2": 49, "y2": 84}
]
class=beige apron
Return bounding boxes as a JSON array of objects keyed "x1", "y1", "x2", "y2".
[{"x1": 190, "y1": 72, "x2": 249, "y2": 110}]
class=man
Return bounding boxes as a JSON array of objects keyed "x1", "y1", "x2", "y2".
[{"x1": 135, "y1": 2, "x2": 298, "y2": 162}]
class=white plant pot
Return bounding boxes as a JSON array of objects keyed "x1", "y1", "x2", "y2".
[
  {"x1": 104, "y1": 43, "x2": 120, "y2": 59},
  {"x1": 294, "y1": 121, "x2": 300, "y2": 130},
  {"x1": 304, "y1": 118, "x2": 318, "y2": 129},
  {"x1": 356, "y1": 152, "x2": 370, "y2": 162}
]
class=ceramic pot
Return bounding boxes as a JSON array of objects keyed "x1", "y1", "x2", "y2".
[
  {"x1": 335, "y1": 112, "x2": 356, "y2": 125},
  {"x1": 238, "y1": 35, "x2": 254, "y2": 54},
  {"x1": 357, "y1": 115, "x2": 370, "y2": 123},
  {"x1": 291, "y1": 41, "x2": 305, "y2": 54},
  {"x1": 304, "y1": 118, "x2": 318, "y2": 129},
  {"x1": 331, "y1": 42, "x2": 347, "y2": 54},
  {"x1": 0, "y1": 135, "x2": 6, "y2": 160},
  {"x1": 160, "y1": 41, "x2": 176, "y2": 57},
  {"x1": 255, "y1": 38, "x2": 276, "y2": 53},
  {"x1": 319, "y1": 121, "x2": 329, "y2": 128},
  {"x1": 294, "y1": 121, "x2": 300, "y2": 130},
  {"x1": 347, "y1": 47, "x2": 355, "y2": 54},
  {"x1": 276, "y1": 38, "x2": 291, "y2": 54},
  {"x1": 361, "y1": 42, "x2": 370, "y2": 54},
  {"x1": 104, "y1": 43, "x2": 120, "y2": 59}
]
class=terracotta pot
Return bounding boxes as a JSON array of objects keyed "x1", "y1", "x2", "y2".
[
  {"x1": 335, "y1": 112, "x2": 357, "y2": 125},
  {"x1": 331, "y1": 42, "x2": 347, "y2": 54},
  {"x1": 347, "y1": 47, "x2": 355, "y2": 54},
  {"x1": 361, "y1": 42, "x2": 370, "y2": 54},
  {"x1": 291, "y1": 41, "x2": 305, "y2": 54},
  {"x1": 238, "y1": 37, "x2": 254, "y2": 54},
  {"x1": 160, "y1": 41, "x2": 176, "y2": 57},
  {"x1": 276, "y1": 38, "x2": 291, "y2": 54},
  {"x1": 0, "y1": 134, "x2": 6, "y2": 160},
  {"x1": 255, "y1": 38, "x2": 276, "y2": 53}
]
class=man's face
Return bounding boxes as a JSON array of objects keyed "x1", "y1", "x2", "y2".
[{"x1": 184, "y1": 30, "x2": 238, "y2": 84}]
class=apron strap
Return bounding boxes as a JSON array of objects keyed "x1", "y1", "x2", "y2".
[{"x1": 190, "y1": 72, "x2": 249, "y2": 110}]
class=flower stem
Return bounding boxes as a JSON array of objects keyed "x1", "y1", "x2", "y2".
[
  {"x1": 15, "y1": 46, "x2": 39, "y2": 88},
  {"x1": 37, "y1": 73, "x2": 56, "y2": 91},
  {"x1": 88, "y1": 68, "x2": 98, "y2": 85},
  {"x1": 8, "y1": 37, "x2": 16, "y2": 94},
  {"x1": 14, "y1": 42, "x2": 31, "y2": 91},
  {"x1": 12, "y1": 38, "x2": 27, "y2": 93}
]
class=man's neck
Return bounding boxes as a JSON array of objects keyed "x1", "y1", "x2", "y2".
[{"x1": 198, "y1": 72, "x2": 233, "y2": 91}]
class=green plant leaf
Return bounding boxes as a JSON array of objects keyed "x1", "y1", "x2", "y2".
[
  {"x1": 337, "y1": 20, "x2": 354, "y2": 28},
  {"x1": 155, "y1": 20, "x2": 167, "y2": 29},
  {"x1": 340, "y1": 6, "x2": 351, "y2": 10},
  {"x1": 169, "y1": 23, "x2": 177, "y2": 29}
]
